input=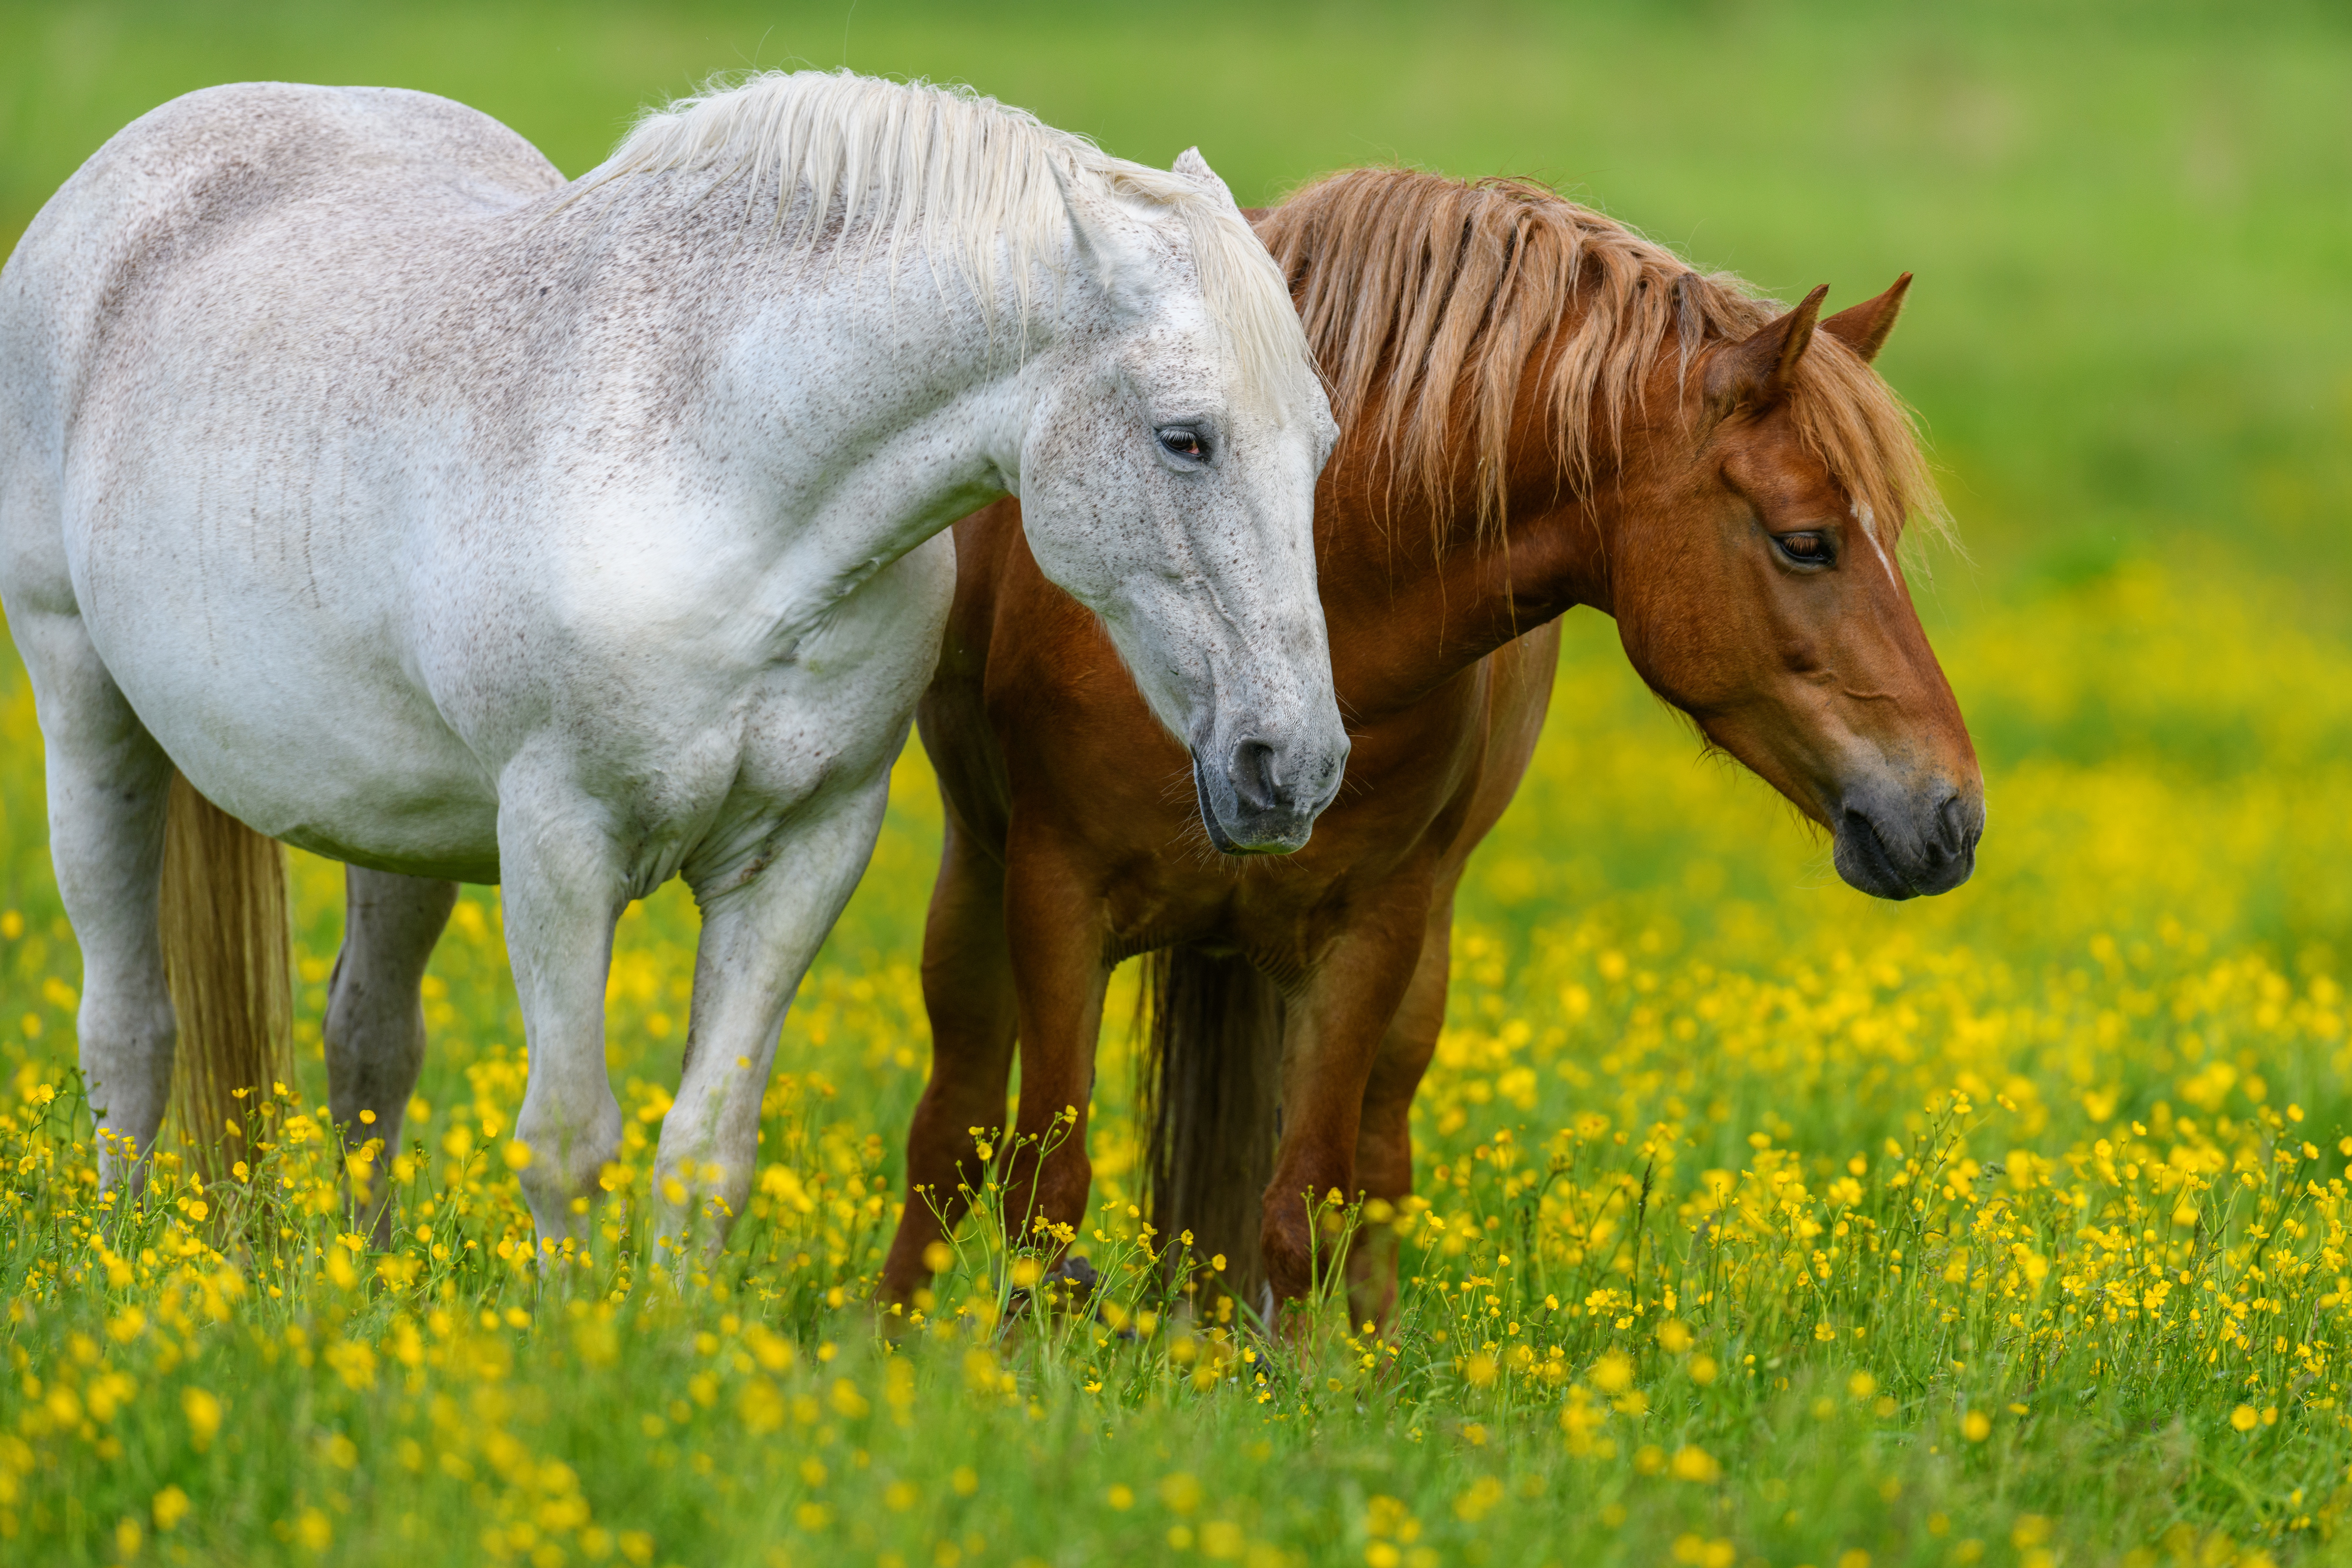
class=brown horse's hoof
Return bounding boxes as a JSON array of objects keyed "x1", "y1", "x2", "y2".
[
  {"x1": 1000, "y1": 1252, "x2": 1102, "y2": 1333},
  {"x1": 1049, "y1": 1254, "x2": 1100, "y2": 1297}
]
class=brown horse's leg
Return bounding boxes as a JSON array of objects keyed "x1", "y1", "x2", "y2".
[
  {"x1": 1346, "y1": 894, "x2": 1454, "y2": 1330},
  {"x1": 1260, "y1": 901, "x2": 1429, "y2": 1309},
  {"x1": 999, "y1": 835, "x2": 1109, "y2": 1266},
  {"x1": 879, "y1": 817, "x2": 1021, "y2": 1307}
]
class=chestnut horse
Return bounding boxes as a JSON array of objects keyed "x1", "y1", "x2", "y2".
[{"x1": 879, "y1": 169, "x2": 1983, "y2": 1317}]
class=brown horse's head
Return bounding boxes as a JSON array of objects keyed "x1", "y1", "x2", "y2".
[{"x1": 1609, "y1": 276, "x2": 1983, "y2": 899}]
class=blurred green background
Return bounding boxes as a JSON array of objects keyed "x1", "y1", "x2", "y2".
[
  {"x1": 8, "y1": 9, "x2": 2352, "y2": 1560},
  {"x1": 6, "y1": 0, "x2": 2349, "y2": 605}
]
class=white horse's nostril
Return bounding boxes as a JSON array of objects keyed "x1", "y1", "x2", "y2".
[{"x1": 1228, "y1": 738, "x2": 1282, "y2": 814}]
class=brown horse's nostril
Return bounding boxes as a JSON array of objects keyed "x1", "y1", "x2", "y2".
[
  {"x1": 1935, "y1": 793, "x2": 1978, "y2": 859},
  {"x1": 1872, "y1": 790, "x2": 1981, "y2": 898}
]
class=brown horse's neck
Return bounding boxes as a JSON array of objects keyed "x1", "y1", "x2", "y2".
[{"x1": 1316, "y1": 436, "x2": 1616, "y2": 719}]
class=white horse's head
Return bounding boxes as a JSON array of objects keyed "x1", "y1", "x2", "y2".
[
  {"x1": 1019, "y1": 150, "x2": 1346, "y2": 855},
  {"x1": 605, "y1": 74, "x2": 1348, "y2": 852}
]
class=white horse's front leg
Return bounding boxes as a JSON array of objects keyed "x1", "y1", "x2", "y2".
[
  {"x1": 654, "y1": 781, "x2": 892, "y2": 1254},
  {"x1": 497, "y1": 776, "x2": 628, "y2": 1253}
]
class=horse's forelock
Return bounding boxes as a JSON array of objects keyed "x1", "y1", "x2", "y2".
[
  {"x1": 1781, "y1": 331, "x2": 1953, "y2": 557},
  {"x1": 1112, "y1": 166, "x2": 1324, "y2": 425}
]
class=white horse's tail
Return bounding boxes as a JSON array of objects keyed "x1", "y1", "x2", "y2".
[{"x1": 159, "y1": 773, "x2": 293, "y2": 1179}]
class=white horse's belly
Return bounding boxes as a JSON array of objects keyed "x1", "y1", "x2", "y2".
[
  {"x1": 78, "y1": 562, "x2": 506, "y2": 880},
  {"x1": 82, "y1": 513, "x2": 957, "y2": 890}
]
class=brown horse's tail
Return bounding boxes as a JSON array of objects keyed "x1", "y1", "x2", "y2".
[
  {"x1": 159, "y1": 774, "x2": 293, "y2": 1180},
  {"x1": 1137, "y1": 947, "x2": 1284, "y2": 1310}
]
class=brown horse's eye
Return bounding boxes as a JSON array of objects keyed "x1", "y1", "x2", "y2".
[{"x1": 1774, "y1": 531, "x2": 1832, "y2": 566}]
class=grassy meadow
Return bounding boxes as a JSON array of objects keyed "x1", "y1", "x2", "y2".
[{"x1": 8, "y1": 2, "x2": 2352, "y2": 1563}]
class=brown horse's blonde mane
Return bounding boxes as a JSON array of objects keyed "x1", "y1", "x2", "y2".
[{"x1": 1257, "y1": 167, "x2": 1948, "y2": 545}]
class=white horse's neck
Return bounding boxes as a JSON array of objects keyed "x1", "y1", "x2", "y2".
[{"x1": 505, "y1": 180, "x2": 1072, "y2": 654}]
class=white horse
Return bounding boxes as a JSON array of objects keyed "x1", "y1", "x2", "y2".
[{"x1": 0, "y1": 71, "x2": 1347, "y2": 1255}]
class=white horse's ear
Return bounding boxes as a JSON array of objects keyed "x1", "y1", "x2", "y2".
[
  {"x1": 1170, "y1": 147, "x2": 1237, "y2": 209},
  {"x1": 1050, "y1": 160, "x2": 1153, "y2": 316}
]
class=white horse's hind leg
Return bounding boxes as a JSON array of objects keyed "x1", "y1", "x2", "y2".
[
  {"x1": 12, "y1": 610, "x2": 177, "y2": 1188},
  {"x1": 496, "y1": 774, "x2": 628, "y2": 1253},
  {"x1": 654, "y1": 782, "x2": 892, "y2": 1258},
  {"x1": 324, "y1": 867, "x2": 458, "y2": 1248}
]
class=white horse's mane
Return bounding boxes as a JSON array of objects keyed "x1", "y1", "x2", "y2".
[{"x1": 599, "y1": 70, "x2": 1316, "y2": 416}]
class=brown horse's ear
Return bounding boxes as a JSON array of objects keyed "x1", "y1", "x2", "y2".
[
  {"x1": 1704, "y1": 284, "x2": 1828, "y2": 424},
  {"x1": 1819, "y1": 272, "x2": 1912, "y2": 363}
]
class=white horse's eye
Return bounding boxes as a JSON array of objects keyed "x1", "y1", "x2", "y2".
[{"x1": 1157, "y1": 428, "x2": 1209, "y2": 461}]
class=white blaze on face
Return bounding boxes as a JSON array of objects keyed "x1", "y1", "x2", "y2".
[{"x1": 1854, "y1": 501, "x2": 1900, "y2": 590}]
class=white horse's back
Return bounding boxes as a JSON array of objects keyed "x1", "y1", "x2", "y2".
[
  {"x1": 2, "y1": 84, "x2": 571, "y2": 873},
  {"x1": 4, "y1": 82, "x2": 560, "y2": 454}
]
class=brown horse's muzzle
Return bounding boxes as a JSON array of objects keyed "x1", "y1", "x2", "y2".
[{"x1": 1832, "y1": 778, "x2": 1984, "y2": 900}]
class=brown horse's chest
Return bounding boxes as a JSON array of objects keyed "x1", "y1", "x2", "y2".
[{"x1": 1089, "y1": 678, "x2": 1504, "y2": 965}]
